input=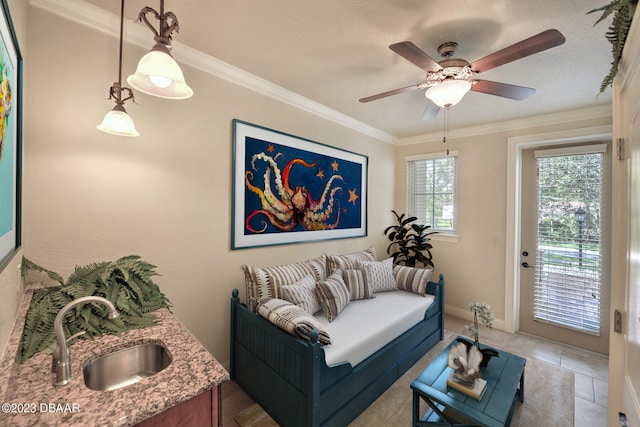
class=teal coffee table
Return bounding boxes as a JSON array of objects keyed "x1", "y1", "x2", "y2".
[{"x1": 411, "y1": 338, "x2": 526, "y2": 427}]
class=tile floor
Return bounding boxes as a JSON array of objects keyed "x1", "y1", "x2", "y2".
[{"x1": 221, "y1": 315, "x2": 609, "y2": 426}]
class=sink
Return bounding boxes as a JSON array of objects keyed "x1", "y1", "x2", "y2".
[{"x1": 83, "y1": 343, "x2": 172, "y2": 391}]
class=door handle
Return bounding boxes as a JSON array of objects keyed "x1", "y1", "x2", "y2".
[{"x1": 521, "y1": 262, "x2": 534, "y2": 269}]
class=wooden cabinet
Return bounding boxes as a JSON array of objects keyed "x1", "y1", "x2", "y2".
[{"x1": 135, "y1": 385, "x2": 221, "y2": 427}]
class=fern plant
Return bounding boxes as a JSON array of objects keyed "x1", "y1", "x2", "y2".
[
  {"x1": 588, "y1": 0, "x2": 638, "y2": 93},
  {"x1": 18, "y1": 255, "x2": 171, "y2": 363}
]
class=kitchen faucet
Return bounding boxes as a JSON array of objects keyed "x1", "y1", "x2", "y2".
[{"x1": 53, "y1": 296, "x2": 119, "y2": 386}]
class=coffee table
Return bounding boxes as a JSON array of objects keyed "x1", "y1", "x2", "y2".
[{"x1": 411, "y1": 337, "x2": 526, "y2": 427}]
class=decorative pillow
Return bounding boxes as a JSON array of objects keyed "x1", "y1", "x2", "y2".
[
  {"x1": 393, "y1": 265, "x2": 433, "y2": 296},
  {"x1": 256, "y1": 298, "x2": 331, "y2": 345},
  {"x1": 326, "y1": 246, "x2": 376, "y2": 275},
  {"x1": 359, "y1": 257, "x2": 397, "y2": 293},
  {"x1": 242, "y1": 255, "x2": 327, "y2": 311},
  {"x1": 316, "y1": 271, "x2": 351, "y2": 322},
  {"x1": 282, "y1": 274, "x2": 321, "y2": 314},
  {"x1": 341, "y1": 269, "x2": 374, "y2": 300}
]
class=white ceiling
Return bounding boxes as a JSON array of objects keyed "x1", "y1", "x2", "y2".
[{"x1": 78, "y1": 0, "x2": 613, "y2": 141}]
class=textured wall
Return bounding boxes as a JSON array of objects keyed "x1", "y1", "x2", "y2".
[{"x1": 0, "y1": 0, "x2": 27, "y2": 360}]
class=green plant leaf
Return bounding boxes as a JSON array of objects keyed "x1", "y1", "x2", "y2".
[
  {"x1": 588, "y1": 0, "x2": 638, "y2": 93},
  {"x1": 21, "y1": 257, "x2": 65, "y2": 285}
]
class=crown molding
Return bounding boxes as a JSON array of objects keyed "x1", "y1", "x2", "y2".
[
  {"x1": 30, "y1": 0, "x2": 398, "y2": 144},
  {"x1": 396, "y1": 104, "x2": 613, "y2": 146}
]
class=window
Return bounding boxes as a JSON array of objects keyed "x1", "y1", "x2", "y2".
[{"x1": 406, "y1": 151, "x2": 457, "y2": 232}]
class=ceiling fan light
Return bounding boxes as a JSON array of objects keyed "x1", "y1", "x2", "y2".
[
  {"x1": 425, "y1": 80, "x2": 472, "y2": 108},
  {"x1": 97, "y1": 105, "x2": 139, "y2": 137},
  {"x1": 127, "y1": 44, "x2": 193, "y2": 100}
]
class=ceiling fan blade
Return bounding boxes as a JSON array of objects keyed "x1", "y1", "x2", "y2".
[
  {"x1": 389, "y1": 41, "x2": 442, "y2": 72},
  {"x1": 422, "y1": 101, "x2": 440, "y2": 120},
  {"x1": 470, "y1": 29, "x2": 565, "y2": 73},
  {"x1": 471, "y1": 79, "x2": 535, "y2": 100},
  {"x1": 359, "y1": 83, "x2": 424, "y2": 103}
]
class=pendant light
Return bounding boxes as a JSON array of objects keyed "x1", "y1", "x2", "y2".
[
  {"x1": 97, "y1": 0, "x2": 139, "y2": 137},
  {"x1": 127, "y1": 0, "x2": 193, "y2": 99}
]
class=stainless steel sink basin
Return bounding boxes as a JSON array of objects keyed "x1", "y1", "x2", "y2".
[{"x1": 83, "y1": 343, "x2": 172, "y2": 391}]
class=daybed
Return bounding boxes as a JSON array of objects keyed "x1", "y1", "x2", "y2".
[{"x1": 230, "y1": 248, "x2": 444, "y2": 427}]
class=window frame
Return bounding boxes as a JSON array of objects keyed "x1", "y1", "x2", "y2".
[{"x1": 405, "y1": 151, "x2": 458, "y2": 236}]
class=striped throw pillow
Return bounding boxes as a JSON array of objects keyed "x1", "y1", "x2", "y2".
[
  {"x1": 341, "y1": 269, "x2": 374, "y2": 300},
  {"x1": 256, "y1": 298, "x2": 331, "y2": 345},
  {"x1": 326, "y1": 246, "x2": 377, "y2": 275},
  {"x1": 359, "y1": 257, "x2": 397, "y2": 293},
  {"x1": 316, "y1": 271, "x2": 351, "y2": 322},
  {"x1": 393, "y1": 265, "x2": 433, "y2": 296},
  {"x1": 282, "y1": 274, "x2": 321, "y2": 314},
  {"x1": 242, "y1": 255, "x2": 327, "y2": 311}
]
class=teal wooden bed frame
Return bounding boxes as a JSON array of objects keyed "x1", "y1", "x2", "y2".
[{"x1": 230, "y1": 273, "x2": 444, "y2": 427}]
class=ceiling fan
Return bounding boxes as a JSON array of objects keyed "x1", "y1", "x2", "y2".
[{"x1": 359, "y1": 29, "x2": 566, "y2": 119}]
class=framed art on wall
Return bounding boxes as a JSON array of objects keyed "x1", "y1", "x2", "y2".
[
  {"x1": 232, "y1": 119, "x2": 368, "y2": 249},
  {"x1": 0, "y1": 0, "x2": 22, "y2": 270}
]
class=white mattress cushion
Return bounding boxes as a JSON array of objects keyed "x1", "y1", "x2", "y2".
[{"x1": 316, "y1": 290, "x2": 435, "y2": 367}]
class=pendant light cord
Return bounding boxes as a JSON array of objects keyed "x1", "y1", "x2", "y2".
[
  {"x1": 443, "y1": 107, "x2": 450, "y2": 156},
  {"x1": 112, "y1": 0, "x2": 134, "y2": 105},
  {"x1": 118, "y1": 0, "x2": 124, "y2": 85}
]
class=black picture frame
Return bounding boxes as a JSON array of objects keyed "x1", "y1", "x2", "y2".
[{"x1": 0, "y1": 0, "x2": 22, "y2": 271}]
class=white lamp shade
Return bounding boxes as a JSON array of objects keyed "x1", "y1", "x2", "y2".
[
  {"x1": 97, "y1": 108, "x2": 139, "y2": 137},
  {"x1": 425, "y1": 80, "x2": 472, "y2": 108},
  {"x1": 127, "y1": 47, "x2": 193, "y2": 100}
]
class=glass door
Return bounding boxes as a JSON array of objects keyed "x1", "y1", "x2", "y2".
[{"x1": 519, "y1": 144, "x2": 610, "y2": 353}]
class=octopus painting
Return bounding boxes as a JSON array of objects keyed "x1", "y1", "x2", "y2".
[
  {"x1": 232, "y1": 121, "x2": 367, "y2": 248},
  {"x1": 244, "y1": 151, "x2": 346, "y2": 233},
  {"x1": 0, "y1": 58, "x2": 12, "y2": 162}
]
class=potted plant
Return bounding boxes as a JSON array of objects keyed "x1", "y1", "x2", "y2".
[
  {"x1": 384, "y1": 210, "x2": 436, "y2": 268},
  {"x1": 457, "y1": 302, "x2": 499, "y2": 367}
]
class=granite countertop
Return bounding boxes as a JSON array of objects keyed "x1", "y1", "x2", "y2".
[{"x1": 0, "y1": 291, "x2": 230, "y2": 426}]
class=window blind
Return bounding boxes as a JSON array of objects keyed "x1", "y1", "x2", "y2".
[
  {"x1": 406, "y1": 153, "x2": 456, "y2": 232},
  {"x1": 533, "y1": 149, "x2": 604, "y2": 335}
]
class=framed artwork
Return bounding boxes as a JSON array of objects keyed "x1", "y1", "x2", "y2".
[
  {"x1": 232, "y1": 119, "x2": 368, "y2": 249},
  {"x1": 0, "y1": 0, "x2": 21, "y2": 270}
]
